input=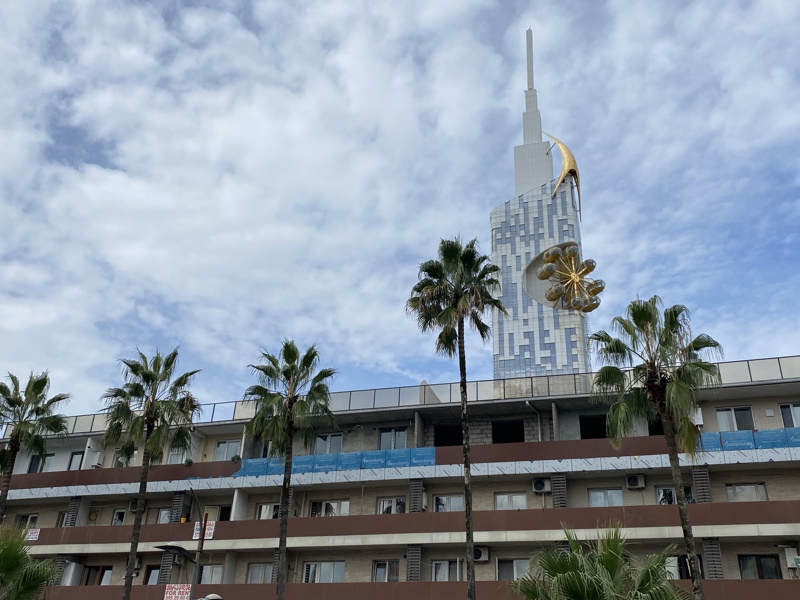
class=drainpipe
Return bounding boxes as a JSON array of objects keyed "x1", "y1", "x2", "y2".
[
  {"x1": 551, "y1": 402, "x2": 559, "y2": 441},
  {"x1": 524, "y1": 401, "x2": 542, "y2": 442}
]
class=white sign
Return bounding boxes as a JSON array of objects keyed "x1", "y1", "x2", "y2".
[
  {"x1": 164, "y1": 583, "x2": 191, "y2": 600},
  {"x1": 24, "y1": 529, "x2": 40, "y2": 541},
  {"x1": 192, "y1": 520, "x2": 215, "y2": 540}
]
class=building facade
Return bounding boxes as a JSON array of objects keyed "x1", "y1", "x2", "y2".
[
  {"x1": 3, "y1": 354, "x2": 800, "y2": 599},
  {"x1": 492, "y1": 30, "x2": 591, "y2": 379}
]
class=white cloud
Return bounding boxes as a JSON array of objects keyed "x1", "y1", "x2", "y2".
[{"x1": 1, "y1": 0, "x2": 798, "y2": 416}]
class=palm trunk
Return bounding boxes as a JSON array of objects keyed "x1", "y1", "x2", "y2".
[
  {"x1": 276, "y1": 399, "x2": 294, "y2": 600},
  {"x1": 457, "y1": 317, "x2": 476, "y2": 600},
  {"x1": 660, "y1": 405, "x2": 704, "y2": 600},
  {"x1": 0, "y1": 435, "x2": 20, "y2": 525},
  {"x1": 121, "y1": 422, "x2": 153, "y2": 600}
]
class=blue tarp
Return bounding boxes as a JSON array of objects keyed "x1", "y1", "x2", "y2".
[
  {"x1": 754, "y1": 429, "x2": 788, "y2": 449},
  {"x1": 697, "y1": 432, "x2": 722, "y2": 452},
  {"x1": 313, "y1": 453, "x2": 338, "y2": 473},
  {"x1": 337, "y1": 452, "x2": 362, "y2": 471},
  {"x1": 410, "y1": 447, "x2": 436, "y2": 466},
  {"x1": 720, "y1": 430, "x2": 755, "y2": 451},
  {"x1": 361, "y1": 450, "x2": 386, "y2": 469},
  {"x1": 786, "y1": 427, "x2": 800, "y2": 447},
  {"x1": 386, "y1": 449, "x2": 410, "y2": 468},
  {"x1": 243, "y1": 458, "x2": 269, "y2": 477},
  {"x1": 292, "y1": 455, "x2": 314, "y2": 473},
  {"x1": 267, "y1": 458, "x2": 285, "y2": 475}
]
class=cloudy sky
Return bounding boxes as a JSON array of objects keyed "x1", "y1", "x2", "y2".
[{"x1": 2, "y1": 0, "x2": 799, "y2": 416}]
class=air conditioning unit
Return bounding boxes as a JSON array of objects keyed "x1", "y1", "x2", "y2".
[
  {"x1": 626, "y1": 474, "x2": 645, "y2": 490},
  {"x1": 90, "y1": 451, "x2": 104, "y2": 468},
  {"x1": 474, "y1": 547, "x2": 490, "y2": 562},
  {"x1": 533, "y1": 478, "x2": 551, "y2": 494},
  {"x1": 783, "y1": 546, "x2": 798, "y2": 569}
]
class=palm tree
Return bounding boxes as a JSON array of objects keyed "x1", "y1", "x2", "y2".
[
  {"x1": 590, "y1": 296, "x2": 722, "y2": 600},
  {"x1": 513, "y1": 526, "x2": 692, "y2": 600},
  {"x1": 243, "y1": 340, "x2": 336, "y2": 600},
  {"x1": 0, "y1": 527, "x2": 58, "y2": 600},
  {"x1": 406, "y1": 237, "x2": 506, "y2": 600},
  {"x1": 0, "y1": 372, "x2": 70, "y2": 524},
  {"x1": 101, "y1": 347, "x2": 200, "y2": 600}
]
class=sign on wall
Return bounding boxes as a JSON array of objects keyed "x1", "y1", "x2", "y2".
[
  {"x1": 24, "y1": 529, "x2": 40, "y2": 541},
  {"x1": 192, "y1": 520, "x2": 215, "y2": 540},
  {"x1": 164, "y1": 584, "x2": 191, "y2": 600}
]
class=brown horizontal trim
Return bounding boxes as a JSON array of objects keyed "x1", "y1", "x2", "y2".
[
  {"x1": 28, "y1": 500, "x2": 800, "y2": 548},
  {"x1": 9, "y1": 461, "x2": 239, "y2": 490},
  {"x1": 40, "y1": 580, "x2": 800, "y2": 600},
  {"x1": 436, "y1": 436, "x2": 669, "y2": 465}
]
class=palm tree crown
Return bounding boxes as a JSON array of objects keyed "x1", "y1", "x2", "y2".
[
  {"x1": 101, "y1": 347, "x2": 200, "y2": 463},
  {"x1": 0, "y1": 527, "x2": 58, "y2": 600},
  {"x1": 514, "y1": 526, "x2": 692, "y2": 600},
  {"x1": 0, "y1": 372, "x2": 70, "y2": 523},
  {"x1": 590, "y1": 295, "x2": 722, "y2": 451},
  {"x1": 406, "y1": 237, "x2": 506, "y2": 355}
]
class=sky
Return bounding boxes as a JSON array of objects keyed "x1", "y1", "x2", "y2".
[{"x1": 1, "y1": 0, "x2": 799, "y2": 417}]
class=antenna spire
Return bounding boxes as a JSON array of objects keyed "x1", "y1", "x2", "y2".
[{"x1": 526, "y1": 28, "x2": 534, "y2": 90}]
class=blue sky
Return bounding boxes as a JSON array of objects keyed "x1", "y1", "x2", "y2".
[{"x1": 1, "y1": 0, "x2": 799, "y2": 416}]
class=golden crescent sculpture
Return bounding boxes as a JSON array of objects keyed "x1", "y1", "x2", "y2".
[{"x1": 544, "y1": 132, "x2": 581, "y2": 221}]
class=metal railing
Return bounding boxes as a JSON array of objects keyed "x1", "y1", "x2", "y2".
[{"x1": 3, "y1": 355, "x2": 799, "y2": 439}]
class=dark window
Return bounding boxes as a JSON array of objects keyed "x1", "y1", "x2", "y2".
[
  {"x1": 434, "y1": 424, "x2": 462, "y2": 447},
  {"x1": 145, "y1": 566, "x2": 160, "y2": 585},
  {"x1": 579, "y1": 414, "x2": 607, "y2": 439},
  {"x1": 780, "y1": 403, "x2": 799, "y2": 428},
  {"x1": 68, "y1": 451, "x2": 85, "y2": 471},
  {"x1": 379, "y1": 428, "x2": 407, "y2": 450},
  {"x1": 677, "y1": 555, "x2": 703, "y2": 579},
  {"x1": 217, "y1": 506, "x2": 232, "y2": 521},
  {"x1": 739, "y1": 555, "x2": 782, "y2": 579},
  {"x1": 492, "y1": 420, "x2": 525, "y2": 444},
  {"x1": 648, "y1": 416, "x2": 664, "y2": 436}
]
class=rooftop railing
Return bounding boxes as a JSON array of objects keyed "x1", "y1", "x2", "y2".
[{"x1": 3, "y1": 355, "x2": 799, "y2": 438}]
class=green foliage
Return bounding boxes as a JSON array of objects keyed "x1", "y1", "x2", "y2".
[
  {"x1": 0, "y1": 527, "x2": 57, "y2": 600},
  {"x1": 101, "y1": 347, "x2": 200, "y2": 462},
  {"x1": 590, "y1": 296, "x2": 722, "y2": 453},
  {"x1": 406, "y1": 237, "x2": 506, "y2": 357},
  {"x1": 243, "y1": 340, "x2": 337, "y2": 456},
  {"x1": 513, "y1": 526, "x2": 692, "y2": 600}
]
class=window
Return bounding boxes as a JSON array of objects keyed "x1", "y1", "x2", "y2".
[
  {"x1": 157, "y1": 508, "x2": 172, "y2": 524},
  {"x1": 256, "y1": 503, "x2": 279, "y2": 520},
  {"x1": 112, "y1": 449, "x2": 136, "y2": 468},
  {"x1": 168, "y1": 447, "x2": 186, "y2": 465},
  {"x1": 656, "y1": 485, "x2": 694, "y2": 505},
  {"x1": 377, "y1": 497, "x2": 406, "y2": 514},
  {"x1": 579, "y1": 414, "x2": 607, "y2": 439},
  {"x1": 145, "y1": 566, "x2": 160, "y2": 585},
  {"x1": 213, "y1": 440, "x2": 240, "y2": 462},
  {"x1": 111, "y1": 509, "x2": 126, "y2": 526},
  {"x1": 56, "y1": 511, "x2": 68, "y2": 527},
  {"x1": 68, "y1": 451, "x2": 84, "y2": 471},
  {"x1": 373, "y1": 560, "x2": 400, "y2": 582},
  {"x1": 99, "y1": 567, "x2": 112, "y2": 585},
  {"x1": 27, "y1": 454, "x2": 54, "y2": 474},
  {"x1": 203, "y1": 505, "x2": 231, "y2": 521},
  {"x1": 247, "y1": 562, "x2": 274, "y2": 583},
  {"x1": 716, "y1": 407, "x2": 754, "y2": 432},
  {"x1": 379, "y1": 428, "x2": 407, "y2": 450},
  {"x1": 497, "y1": 559, "x2": 528, "y2": 581},
  {"x1": 495, "y1": 493, "x2": 527, "y2": 510},
  {"x1": 314, "y1": 433, "x2": 343, "y2": 455},
  {"x1": 199, "y1": 564, "x2": 223, "y2": 584},
  {"x1": 303, "y1": 561, "x2": 345, "y2": 583},
  {"x1": 80, "y1": 565, "x2": 112, "y2": 586},
  {"x1": 492, "y1": 420, "x2": 525, "y2": 444},
  {"x1": 434, "y1": 494, "x2": 464, "y2": 512},
  {"x1": 588, "y1": 488, "x2": 623, "y2": 507},
  {"x1": 310, "y1": 500, "x2": 349, "y2": 517},
  {"x1": 432, "y1": 559, "x2": 463, "y2": 581},
  {"x1": 666, "y1": 555, "x2": 704, "y2": 580},
  {"x1": 780, "y1": 403, "x2": 800, "y2": 428},
  {"x1": 726, "y1": 483, "x2": 767, "y2": 502},
  {"x1": 434, "y1": 424, "x2": 462, "y2": 447},
  {"x1": 15, "y1": 514, "x2": 38, "y2": 529},
  {"x1": 739, "y1": 555, "x2": 782, "y2": 579}
]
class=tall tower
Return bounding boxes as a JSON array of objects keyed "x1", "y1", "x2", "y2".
[{"x1": 491, "y1": 30, "x2": 592, "y2": 379}]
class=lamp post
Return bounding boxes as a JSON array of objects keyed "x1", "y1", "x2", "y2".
[{"x1": 155, "y1": 512, "x2": 210, "y2": 600}]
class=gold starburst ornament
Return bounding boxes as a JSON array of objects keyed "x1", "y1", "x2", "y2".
[{"x1": 536, "y1": 243, "x2": 604, "y2": 312}]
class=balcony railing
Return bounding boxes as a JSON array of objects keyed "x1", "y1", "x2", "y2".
[{"x1": 3, "y1": 355, "x2": 799, "y2": 439}]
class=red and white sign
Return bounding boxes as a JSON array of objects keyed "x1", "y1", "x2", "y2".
[
  {"x1": 192, "y1": 520, "x2": 215, "y2": 540},
  {"x1": 24, "y1": 529, "x2": 40, "y2": 541},
  {"x1": 164, "y1": 583, "x2": 191, "y2": 600}
]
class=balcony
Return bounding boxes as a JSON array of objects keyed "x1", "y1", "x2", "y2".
[{"x1": 40, "y1": 579, "x2": 800, "y2": 600}]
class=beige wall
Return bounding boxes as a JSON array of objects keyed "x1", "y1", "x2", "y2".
[
  {"x1": 720, "y1": 541, "x2": 788, "y2": 579},
  {"x1": 700, "y1": 396, "x2": 792, "y2": 432},
  {"x1": 289, "y1": 549, "x2": 404, "y2": 583},
  {"x1": 709, "y1": 469, "x2": 798, "y2": 502},
  {"x1": 5, "y1": 503, "x2": 67, "y2": 528}
]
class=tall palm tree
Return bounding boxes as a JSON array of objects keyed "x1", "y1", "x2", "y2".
[
  {"x1": 0, "y1": 372, "x2": 70, "y2": 523},
  {"x1": 406, "y1": 237, "x2": 506, "y2": 600},
  {"x1": 514, "y1": 526, "x2": 692, "y2": 600},
  {"x1": 243, "y1": 340, "x2": 336, "y2": 600},
  {"x1": 590, "y1": 296, "x2": 722, "y2": 600},
  {"x1": 0, "y1": 527, "x2": 58, "y2": 600},
  {"x1": 101, "y1": 347, "x2": 200, "y2": 600}
]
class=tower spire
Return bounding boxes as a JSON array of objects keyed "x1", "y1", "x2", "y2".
[{"x1": 526, "y1": 28, "x2": 534, "y2": 90}]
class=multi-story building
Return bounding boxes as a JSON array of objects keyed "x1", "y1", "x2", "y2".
[{"x1": 3, "y1": 354, "x2": 800, "y2": 599}]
